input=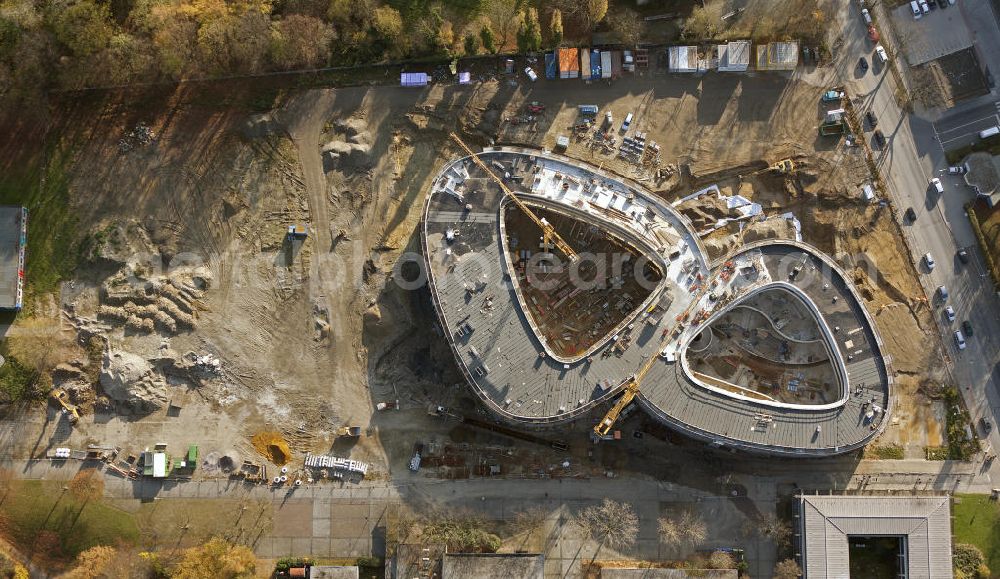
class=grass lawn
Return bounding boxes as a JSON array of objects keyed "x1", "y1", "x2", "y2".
[
  {"x1": 128, "y1": 498, "x2": 273, "y2": 549},
  {"x1": 0, "y1": 480, "x2": 139, "y2": 563},
  {"x1": 953, "y1": 494, "x2": 1000, "y2": 573}
]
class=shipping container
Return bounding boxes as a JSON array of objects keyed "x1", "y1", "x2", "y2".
[
  {"x1": 400, "y1": 72, "x2": 428, "y2": 87},
  {"x1": 580, "y1": 49, "x2": 592, "y2": 80},
  {"x1": 544, "y1": 52, "x2": 556, "y2": 79},
  {"x1": 611, "y1": 50, "x2": 623, "y2": 77},
  {"x1": 600, "y1": 51, "x2": 612, "y2": 79},
  {"x1": 558, "y1": 48, "x2": 579, "y2": 78},
  {"x1": 591, "y1": 49, "x2": 602, "y2": 79}
]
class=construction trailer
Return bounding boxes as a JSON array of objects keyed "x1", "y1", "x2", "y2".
[
  {"x1": 0, "y1": 206, "x2": 27, "y2": 311},
  {"x1": 580, "y1": 49, "x2": 591, "y2": 80},
  {"x1": 557, "y1": 48, "x2": 579, "y2": 78},
  {"x1": 544, "y1": 52, "x2": 556, "y2": 79}
]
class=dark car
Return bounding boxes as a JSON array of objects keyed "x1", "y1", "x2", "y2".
[
  {"x1": 963, "y1": 320, "x2": 974, "y2": 337},
  {"x1": 858, "y1": 56, "x2": 869, "y2": 71},
  {"x1": 958, "y1": 248, "x2": 970, "y2": 264},
  {"x1": 981, "y1": 417, "x2": 992, "y2": 434},
  {"x1": 866, "y1": 110, "x2": 878, "y2": 129},
  {"x1": 905, "y1": 207, "x2": 917, "y2": 222},
  {"x1": 873, "y1": 129, "x2": 886, "y2": 149},
  {"x1": 937, "y1": 0, "x2": 948, "y2": 7}
]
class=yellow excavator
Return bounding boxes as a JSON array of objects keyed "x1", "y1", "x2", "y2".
[
  {"x1": 50, "y1": 389, "x2": 80, "y2": 425},
  {"x1": 449, "y1": 132, "x2": 578, "y2": 262}
]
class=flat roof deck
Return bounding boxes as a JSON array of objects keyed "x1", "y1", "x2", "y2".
[
  {"x1": 422, "y1": 149, "x2": 891, "y2": 455},
  {"x1": 0, "y1": 206, "x2": 25, "y2": 311}
]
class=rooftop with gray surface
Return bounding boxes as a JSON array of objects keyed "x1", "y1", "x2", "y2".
[
  {"x1": 798, "y1": 494, "x2": 952, "y2": 579},
  {"x1": 421, "y1": 149, "x2": 891, "y2": 456},
  {"x1": 0, "y1": 206, "x2": 26, "y2": 311}
]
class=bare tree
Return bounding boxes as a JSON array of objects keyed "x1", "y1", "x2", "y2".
[
  {"x1": 707, "y1": 550, "x2": 736, "y2": 569},
  {"x1": 773, "y1": 558, "x2": 802, "y2": 579},
  {"x1": 576, "y1": 499, "x2": 639, "y2": 551},
  {"x1": 511, "y1": 506, "x2": 547, "y2": 535},
  {"x1": 606, "y1": 7, "x2": 644, "y2": 46},
  {"x1": 658, "y1": 510, "x2": 707, "y2": 548},
  {"x1": 744, "y1": 513, "x2": 792, "y2": 549},
  {"x1": 481, "y1": 0, "x2": 523, "y2": 52},
  {"x1": 682, "y1": 2, "x2": 723, "y2": 40}
]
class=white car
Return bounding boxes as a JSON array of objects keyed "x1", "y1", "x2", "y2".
[
  {"x1": 861, "y1": 8, "x2": 872, "y2": 23},
  {"x1": 920, "y1": 0, "x2": 930, "y2": 13},
  {"x1": 948, "y1": 166, "x2": 966, "y2": 174},
  {"x1": 945, "y1": 306, "x2": 956, "y2": 322},
  {"x1": 910, "y1": 0, "x2": 923, "y2": 17},
  {"x1": 524, "y1": 67, "x2": 538, "y2": 82},
  {"x1": 954, "y1": 331, "x2": 967, "y2": 350},
  {"x1": 924, "y1": 252, "x2": 935, "y2": 270},
  {"x1": 875, "y1": 45, "x2": 888, "y2": 63},
  {"x1": 930, "y1": 177, "x2": 944, "y2": 193}
]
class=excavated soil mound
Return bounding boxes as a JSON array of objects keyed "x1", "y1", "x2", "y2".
[{"x1": 251, "y1": 431, "x2": 292, "y2": 465}]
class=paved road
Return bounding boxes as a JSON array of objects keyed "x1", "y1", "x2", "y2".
[
  {"x1": 933, "y1": 100, "x2": 1000, "y2": 149},
  {"x1": 845, "y1": 0, "x2": 1000, "y2": 478}
]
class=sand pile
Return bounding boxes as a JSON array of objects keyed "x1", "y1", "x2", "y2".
[
  {"x1": 251, "y1": 431, "x2": 292, "y2": 465},
  {"x1": 100, "y1": 349, "x2": 168, "y2": 410}
]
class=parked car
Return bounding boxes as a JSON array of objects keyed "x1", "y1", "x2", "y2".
[
  {"x1": 875, "y1": 45, "x2": 888, "y2": 64},
  {"x1": 937, "y1": 285, "x2": 949, "y2": 300},
  {"x1": 858, "y1": 56, "x2": 869, "y2": 71},
  {"x1": 948, "y1": 165, "x2": 966, "y2": 174},
  {"x1": 954, "y1": 330, "x2": 967, "y2": 350},
  {"x1": 868, "y1": 25, "x2": 880, "y2": 42},
  {"x1": 919, "y1": 0, "x2": 930, "y2": 13},
  {"x1": 981, "y1": 417, "x2": 992, "y2": 434},
  {"x1": 621, "y1": 112, "x2": 634, "y2": 133},
  {"x1": 962, "y1": 320, "x2": 974, "y2": 337},
  {"x1": 905, "y1": 207, "x2": 917, "y2": 221},
  {"x1": 937, "y1": 0, "x2": 948, "y2": 8},
  {"x1": 526, "y1": 101, "x2": 545, "y2": 113},
  {"x1": 958, "y1": 248, "x2": 970, "y2": 263},
  {"x1": 865, "y1": 110, "x2": 878, "y2": 128},
  {"x1": 873, "y1": 129, "x2": 886, "y2": 149},
  {"x1": 910, "y1": 0, "x2": 922, "y2": 17},
  {"x1": 524, "y1": 67, "x2": 538, "y2": 82},
  {"x1": 930, "y1": 177, "x2": 944, "y2": 193},
  {"x1": 924, "y1": 252, "x2": 936, "y2": 270},
  {"x1": 945, "y1": 306, "x2": 956, "y2": 322},
  {"x1": 822, "y1": 89, "x2": 845, "y2": 102},
  {"x1": 861, "y1": 7, "x2": 872, "y2": 23}
]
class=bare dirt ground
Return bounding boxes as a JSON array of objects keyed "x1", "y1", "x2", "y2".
[{"x1": 0, "y1": 57, "x2": 945, "y2": 489}]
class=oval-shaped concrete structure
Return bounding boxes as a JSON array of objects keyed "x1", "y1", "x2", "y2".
[{"x1": 421, "y1": 147, "x2": 891, "y2": 456}]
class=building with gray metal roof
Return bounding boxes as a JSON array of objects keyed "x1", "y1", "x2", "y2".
[
  {"x1": 442, "y1": 553, "x2": 544, "y2": 579},
  {"x1": 0, "y1": 206, "x2": 27, "y2": 311},
  {"x1": 421, "y1": 148, "x2": 891, "y2": 456},
  {"x1": 798, "y1": 494, "x2": 953, "y2": 579}
]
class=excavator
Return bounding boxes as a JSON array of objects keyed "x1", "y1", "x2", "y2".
[
  {"x1": 50, "y1": 389, "x2": 80, "y2": 425},
  {"x1": 448, "y1": 132, "x2": 578, "y2": 262}
]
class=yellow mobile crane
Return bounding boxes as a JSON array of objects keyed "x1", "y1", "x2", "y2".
[{"x1": 449, "y1": 132, "x2": 578, "y2": 261}]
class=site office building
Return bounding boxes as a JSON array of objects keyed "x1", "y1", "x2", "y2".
[{"x1": 0, "y1": 206, "x2": 27, "y2": 311}]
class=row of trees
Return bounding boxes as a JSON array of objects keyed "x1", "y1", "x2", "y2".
[{"x1": 0, "y1": 0, "x2": 638, "y2": 98}]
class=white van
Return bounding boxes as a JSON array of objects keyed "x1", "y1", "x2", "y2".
[
  {"x1": 875, "y1": 45, "x2": 888, "y2": 63},
  {"x1": 910, "y1": 0, "x2": 922, "y2": 17},
  {"x1": 980, "y1": 126, "x2": 1000, "y2": 139}
]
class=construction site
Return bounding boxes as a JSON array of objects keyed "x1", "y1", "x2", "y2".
[{"x1": 0, "y1": 23, "x2": 959, "y2": 571}]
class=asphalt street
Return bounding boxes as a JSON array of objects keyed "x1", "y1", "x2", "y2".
[
  {"x1": 846, "y1": 0, "x2": 1000, "y2": 478},
  {"x1": 933, "y1": 100, "x2": 1000, "y2": 149}
]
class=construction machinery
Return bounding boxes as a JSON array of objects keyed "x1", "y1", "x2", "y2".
[
  {"x1": 593, "y1": 283, "x2": 715, "y2": 438},
  {"x1": 449, "y1": 132, "x2": 579, "y2": 261},
  {"x1": 50, "y1": 389, "x2": 80, "y2": 424},
  {"x1": 335, "y1": 426, "x2": 362, "y2": 437}
]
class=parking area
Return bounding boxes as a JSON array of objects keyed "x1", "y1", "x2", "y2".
[{"x1": 890, "y1": 3, "x2": 973, "y2": 66}]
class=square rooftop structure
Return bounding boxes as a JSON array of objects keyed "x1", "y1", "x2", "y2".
[
  {"x1": 669, "y1": 46, "x2": 699, "y2": 72},
  {"x1": 718, "y1": 40, "x2": 751, "y2": 72},
  {"x1": 756, "y1": 41, "x2": 799, "y2": 70},
  {"x1": 798, "y1": 494, "x2": 952, "y2": 578},
  {"x1": 442, "y1": 553, "x2": 544, "y2": 579},
  {"x1": 0, "y1": 206, "x2": 27, "y2": 311}
]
